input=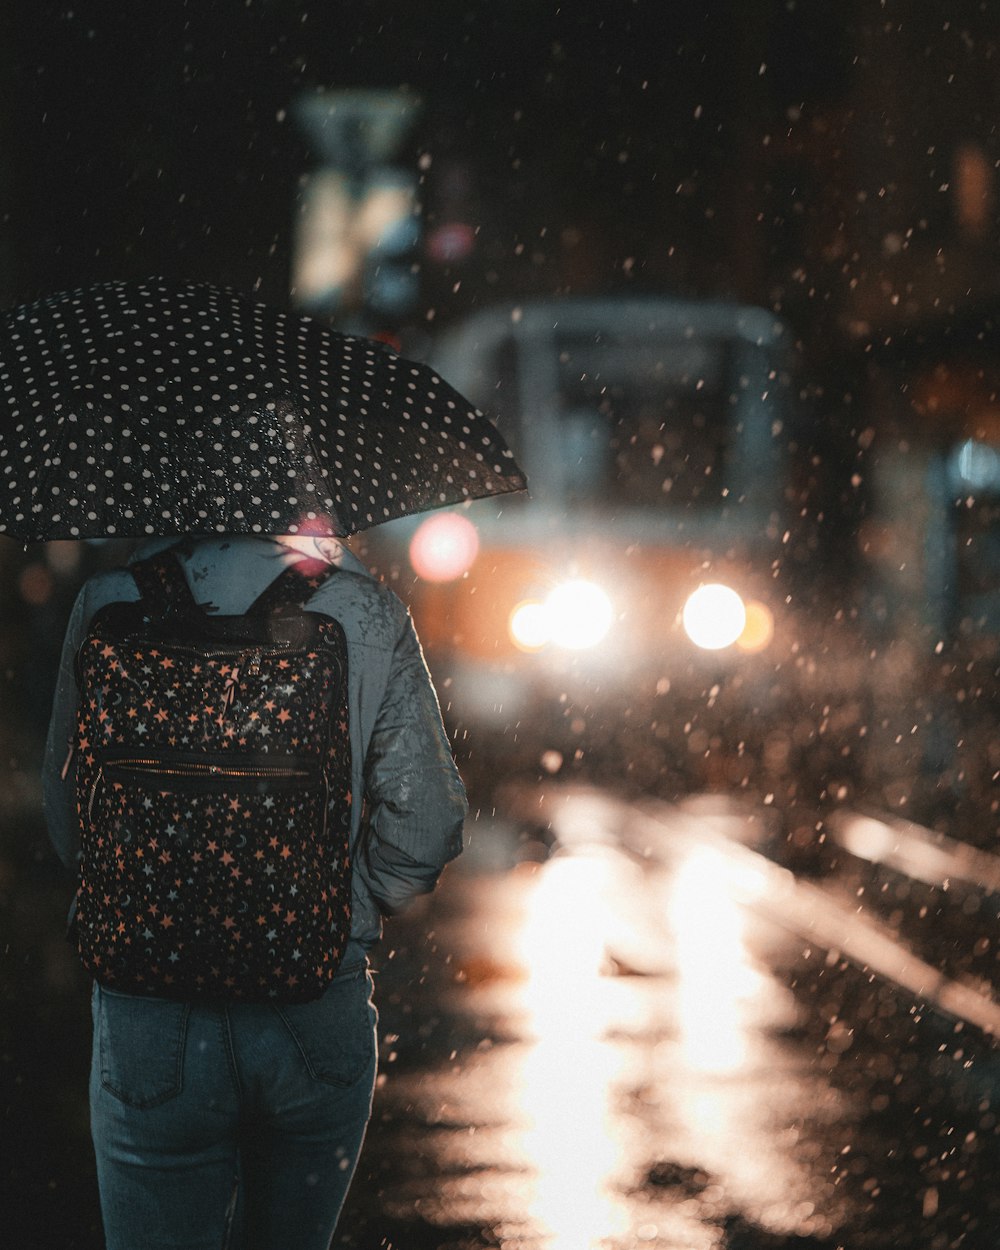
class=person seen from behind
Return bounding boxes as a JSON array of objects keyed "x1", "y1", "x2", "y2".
[{"x1": 42, "y1": 531, "x2": 467, "y2": 1250}]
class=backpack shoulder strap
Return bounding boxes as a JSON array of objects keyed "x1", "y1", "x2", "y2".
[
  {"x1": 130, "y1": 551, "x2": 200, "y2": 614},
  {"x1": 246, "y1": 558, "x2": 338, "y2": 615}
]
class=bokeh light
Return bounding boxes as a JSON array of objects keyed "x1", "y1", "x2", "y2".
[
  {"x1": 736, "y1": 600, "x2": 775, "y2": 653},
  {"x1": 409, "y1": 512, "x2": 480, "y2": 582}
]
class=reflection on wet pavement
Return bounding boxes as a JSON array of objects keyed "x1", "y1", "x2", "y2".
[
  {"x1": 513, "y1": 853, "x2": 632, "y2": 1247},
  {"x1": 345, "y1": 795, "x2": 870, "y2": 1248},
  {"x1": 668, "y1": 844, "x2": 776, "y2": 1073},
  {"x1": 659, "y1": 845, "x2": 843, "y2": 1239}
]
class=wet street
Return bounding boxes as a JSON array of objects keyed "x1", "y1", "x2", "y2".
[
  {"x1": 9, "y1": 781, "x2": 1000, "y2": 1248},
  {"x1": 334, "y1": 786, "x2": 1000, "y2": 1250}
]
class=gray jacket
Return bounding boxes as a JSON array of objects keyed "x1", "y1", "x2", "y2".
[{"x1": 41, "y1": 535, "x2": 467, "y2": 965}]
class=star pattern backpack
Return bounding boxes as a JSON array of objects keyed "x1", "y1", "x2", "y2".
[{"x1": 71, "y1": 550, "x2": 352, "y2": 1003}]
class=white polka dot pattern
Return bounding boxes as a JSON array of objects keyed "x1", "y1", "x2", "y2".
[{"x1": 0, "y1": 277, "x2": 527, "y2": 541}]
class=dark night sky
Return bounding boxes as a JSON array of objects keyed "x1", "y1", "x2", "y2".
[
  {"x1": 6, "y1": 0, "x2": 1000, "y2": 350},
  {"x1": 0, "y1": 1, "x2": 860, "y2": 316}
]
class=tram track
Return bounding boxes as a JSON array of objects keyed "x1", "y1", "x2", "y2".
[{"x1": 505, "y1": 783, "x2": 1000, "y2": 1043}]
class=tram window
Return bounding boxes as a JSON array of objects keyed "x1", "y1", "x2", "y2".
[
  {"x1": 553, "y1": 334, "x2": 732, "y2": 509},
  {"x1": 951, "y1": 440, "x2": 1000, "y2": 492},
  {"x1": 954, "y1": 500, "x2": 1000, "y2": 598}
]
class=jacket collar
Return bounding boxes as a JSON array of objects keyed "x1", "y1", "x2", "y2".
[{"x1": 127, "y1": 534, "x2": 371, "y2": 579}]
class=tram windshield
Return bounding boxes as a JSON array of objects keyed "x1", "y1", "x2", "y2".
[
  {"x1": 431, "y1": 300, "x2": 786, "y2": 524},
  {"x1": 552, "y1": 333, "x2": 732, "y2": 509}
]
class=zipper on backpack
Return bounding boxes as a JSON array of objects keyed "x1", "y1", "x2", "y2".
[
  {"x1": 104, "y1": 758, "x2": 315, "y2": 780},
  {"x1": 88, "y1": 756, "x2": 330, "y2": 822},
  {"x1": 128, "y1": 641, "x2": 300, "y2": 662}
]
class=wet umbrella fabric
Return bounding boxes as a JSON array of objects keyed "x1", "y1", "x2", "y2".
[{"x1": 0, "y1": 278, "x2": 526, "y2": 541}]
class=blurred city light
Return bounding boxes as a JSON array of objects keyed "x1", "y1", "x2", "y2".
[
  {"x1": 736, "y1": 599, "x2": 775, "y2": 653},
  {"x1": 682, "y1": 583, "x2": 747, "y2": 650},
  {"x1": 426, "y1": 221, "x2": 476, "y2": 263},
  {"x1": 409, "y1": 512, "x2": 479, "y2": 582},
  {"x1": 17, "y1": 563, "x2": 54, "y2": 606}
]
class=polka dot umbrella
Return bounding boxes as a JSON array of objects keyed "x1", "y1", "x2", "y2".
[{"x1": 0, "y1": 277, "x2": 527, "y2": 541}]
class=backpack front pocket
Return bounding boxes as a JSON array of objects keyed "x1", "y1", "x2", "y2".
[{"x1": 77, "y1": 753, "x2": 350, "y2": 1002}]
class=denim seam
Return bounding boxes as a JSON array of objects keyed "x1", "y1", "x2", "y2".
[
  {"x1": 272, "y1": 1006, "x2": 328, "y2": 1084},
  {"x1": 220, "y1": 1007, "x2": 243, "y2": 1101}
]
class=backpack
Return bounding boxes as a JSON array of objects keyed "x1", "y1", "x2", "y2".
[{"x1": 71, "y1": 550, "x2": 352, "y2": 1003}]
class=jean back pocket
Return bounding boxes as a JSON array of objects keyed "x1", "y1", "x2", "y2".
[
  {"x1": 96, "y1": 985, "x2": 190, "y2": 1109},
  {"x1": 275, "y1": 966, "x2": 376, "y2": 1087}
]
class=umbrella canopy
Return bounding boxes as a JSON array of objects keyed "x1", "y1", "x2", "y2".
[{"x1": 0, "y1": 278, "x2": 527, "y2": 541}]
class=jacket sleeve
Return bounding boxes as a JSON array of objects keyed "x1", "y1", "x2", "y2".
[
  {"x1": 41, "y1": 569, "x2": 140, "y2": 874},
  {"x1": 41, "y1": 583, "x2": 89, "y2": 873},
  {"x1": 356, "y1": 611, "x2": 467, "y2": 914}
]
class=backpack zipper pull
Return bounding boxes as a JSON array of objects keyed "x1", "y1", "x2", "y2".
[
  {"x1": 221, "y1": 667, "x2": 241, "y2": 714},
  {"x1": 88, "y1": 766, "x2": 104, "y2": 825}
]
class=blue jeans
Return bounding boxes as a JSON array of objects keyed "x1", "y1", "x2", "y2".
[{"x1": 89, "y1": 963, "x2": 378, "y2": 1250}]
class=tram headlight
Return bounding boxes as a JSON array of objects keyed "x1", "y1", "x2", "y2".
[
  {"x1": 681, "y1": 585, "x2": 776, "y2": 653},
  {"x1": 682, "y1": 584, "x2": 747, "y2": 650},
  {"x1": 547, "y1": 580, "x2": 614, "y2": 649},
  {"x1": 510, "y1": 600, "x2": 550, "y2": 652},
  {"x1": 509, "y1": 579, "x2": 615, "y2": 652}
]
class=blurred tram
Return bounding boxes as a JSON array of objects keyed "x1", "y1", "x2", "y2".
[
  {"x1": 354, "y1": 298, "x2": 1000, "y2": 839},
  {"x1": 355, "y1": 297, "x2": 810, "y2": 795}
]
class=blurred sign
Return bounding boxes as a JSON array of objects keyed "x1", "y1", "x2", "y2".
[
  {"x1": 292, "y1": 89, "x2": 422, "y2": 326},
  {"x1": 295, "y1": 90, "x2": 419, "y2": 169}
]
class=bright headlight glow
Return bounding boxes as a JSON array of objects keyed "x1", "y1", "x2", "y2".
[
  {"x1": 736, "y1": 599, "x2": 774, "y2": 653},
  {"x1": 546, "y1": 579, "x2": 614, "y2": 650},
  {"x1": 509, "y1": 580, "x2": 615, "y2": 652},
  {"x1": 510, "y1": 601, "x2": 550, "y2": 651},
  {"x1": 682, "y1": 583, "x2": 747, "y2": 650},
  {"x1": 409, "y1": 512, "x2": 480, "y2": 582}
]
